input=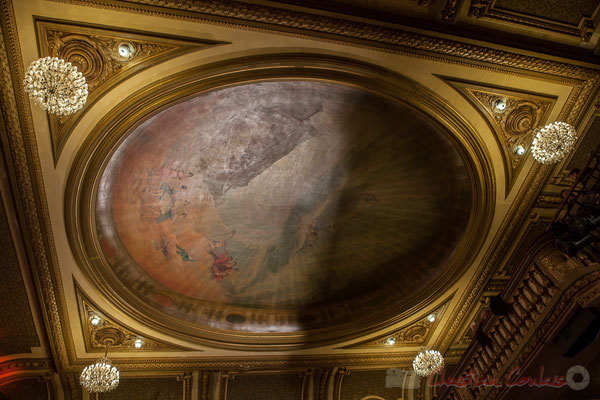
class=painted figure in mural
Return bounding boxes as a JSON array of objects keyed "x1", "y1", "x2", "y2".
[
  {"x1": 297, "y1": 221, "x2": 336, "y2": 253},
  {"x1": 153, "y1": 234, "x2": 170, "y2": 258},
  {"x1": 176, "y1": 244, "x2": 196, "y2": 262},
  {"x1": 147, "y1": 163, "x2": 194, "y2": 181},
  {"x1": 155, "y1": 182, "x2": 190, "y2": 224},
  {"x1": 207, "y1": 240, "x2": 238, "y2": 281},
  {"x1": 297, "y1": 221, "x2": 318, "y2": 253},
  {"x1": 211, "y1": 251, "x2": 238, "y2": 281},
  {"x1": 139, "y1": 166, "x2": 193, "y2": 224}
]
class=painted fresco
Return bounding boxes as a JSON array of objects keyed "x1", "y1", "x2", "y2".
[{"x1": 95, "y1": 81, "x2": 472, "y2": 331}]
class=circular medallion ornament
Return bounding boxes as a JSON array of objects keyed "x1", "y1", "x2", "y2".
[
  {"x1": 505, "y1": 105, "x2": 535, "y2": 136},
  {"x1": 57, "y1": 38, "x2": 105, "y2": 84}
]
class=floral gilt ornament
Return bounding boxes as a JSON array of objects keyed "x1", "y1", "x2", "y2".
[{"x1": 23, "y1": 56, "x2": 88, "y2": 116}]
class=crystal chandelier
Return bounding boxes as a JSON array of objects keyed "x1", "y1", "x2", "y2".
[
  {"x1": 79, "y1": 347, "x2": 120, "y2": 393},
  {"x1": 531, "y1": 121, "x2": 577, "y2": 164},
  {"x1": 23, "y1": 56, "x2": 88, "y2": 116},
  {"x1": 412, "y1": 347, "x2": 444, "y2": 377}
]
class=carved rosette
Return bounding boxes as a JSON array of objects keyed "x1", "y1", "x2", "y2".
[
  {"x1": 470, "y1": 91, "x2": 551, "y2": 168},
  {"x1": 45, "y1": 29, "x2": 174, "y2": 123},
  {"x1": 47, "y1": 30, "x2": 174, "y2": 92},
  {"x1": 82, "y1": 301, "x2": 180, "y2": 351}
]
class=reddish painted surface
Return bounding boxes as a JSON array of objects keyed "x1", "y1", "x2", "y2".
[{"x1": 95, "y1": 81, "x2": 472, "y2": 331}]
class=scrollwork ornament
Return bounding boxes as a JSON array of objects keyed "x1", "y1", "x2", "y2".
[
  {"x1": 83, "y1": 302, "x2": 177, "y2": 351},
  {"x1": 46, "y1": 30, "x2": 172, "y2": 94}
]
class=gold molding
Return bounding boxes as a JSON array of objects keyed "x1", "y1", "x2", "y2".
[
  {"x1": 218, "y1": 369, "x2": 310, "y2": 400},
  {"x1": 438, "y1": 163, "x2": 552, "y2": 352},
  {"x1": 469, "y1": 1, "x2": 600, "y2": 42},
  {"x1": 0, "y1": 358, "x2": 53, "y2": 384},
  {"x1": 0, "y1": 0, "x2": 598, "y2": 375},
  {"x1": 341, "y1": 295, "x2": 453, "y2": 349},
  {"x1": 201, "y1": 371, "x2": 210, "y2": 400},
  {"x1": 75, "y1": 282, "x2": 191, "y2": 353},
  {"x1": 333, "y1": 367, "x2": 349, "y2": 400},
  {"x1": 440, "y1": 0, "x2": 460, "y2": 22},
  {"x1": 441, "y1": 77, "x2": 556, "y2": 197},
  {"x1": 99, "y1": 372, "x2": 192, "y2": 400},
  {"x1": 34, "y1": 17, "x2": 228, "y2": 165},
  {"x1": 301, "y1": 369, "x2": 314, "y2": 400},
  {"x1": 44, "y1": 1, "x2": 600, "y2": 137},
  {"x1": 65, "y1": 53, "x2": 495, "y2": 350},
  {"x1": 0, "y1": 0, "x2": 74, "y2": 373},
  {"x1": 318, "y1": 368, "x2": 332, "y2": 400},
  {"x1": 0, "y1": 359, "x2": 57, "y2": 399},
  {"x1": 538, "y1": 249, "x2": 581, "y2": 282}
]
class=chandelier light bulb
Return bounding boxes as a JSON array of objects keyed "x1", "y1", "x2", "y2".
[
  {"x1": 531, "y1": 121, "x2": 577, "y2": 164},
  {"x1": 413, "y1": 347, "x2": 444, "y2": 377},
  {"x1": 23, "y1": 56, "x2": 88, "y2": 116},
  {"x1": 80, "y1": 347, "x2": 119, "y2": 393}
]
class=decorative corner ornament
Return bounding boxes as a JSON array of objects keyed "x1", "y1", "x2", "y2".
[
  {"x1": 77, "y1": 287, "x2": 188, "y2": 352},
  {"x1": 34, "y1": 18, "x2": 228, "y2": 164},
  {"x1": 339, "y1": 302, "x2": 449, "y2": 349},
  {"x1": 440, "y1": 77, "x2": 555, "y2": 196}
]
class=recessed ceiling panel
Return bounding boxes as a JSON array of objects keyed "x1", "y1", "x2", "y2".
[{"x1": 94, "y1": 80, "x2": 472, "y2": 334}]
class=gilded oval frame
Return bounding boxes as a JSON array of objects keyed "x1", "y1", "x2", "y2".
[{"x1": 65, "y1": 53, "x2": 495, "y2": 350}]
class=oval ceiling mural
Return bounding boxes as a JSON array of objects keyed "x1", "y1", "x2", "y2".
[{"x1": 95, "y1": 80, "x2": 473, "y2": 334}]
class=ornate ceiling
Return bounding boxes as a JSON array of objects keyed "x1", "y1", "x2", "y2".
[
  {"x1": 86, "y1": 79, "x2": 475, "y2": 342},
  {"x1": 1, "y1": 0, "x2": 599, "y2": 399}
]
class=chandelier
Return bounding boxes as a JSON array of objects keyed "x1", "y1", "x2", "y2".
[
  {"x1": 79, "y1": 347, "x2": 120, "y2": 393},
  {"x1": 531, "y1": 121, "x2": 577, "y2": 164},
  {"x1": 412, "y1": 347, "x2": 444, "y2": 377},
  {"x1": 23, "y1": 56, "x2": 88, "y2": 116}
]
